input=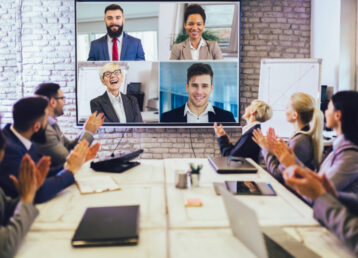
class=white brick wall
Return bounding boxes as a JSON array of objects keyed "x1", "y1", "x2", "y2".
[{"x1": 0, "y1": 0, "x2": 310, "y2": 159}]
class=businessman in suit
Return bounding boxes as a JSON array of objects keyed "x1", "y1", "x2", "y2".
[
  {"x1": 161, "y1": 63, "x2": 235, "y2": 123},
  {"x1": 34, "y1": 83, "x2": 104, "y2": 167},
  {"x1": 87, "y1": 4, "x2": 145, "y2": 61},
  {"x1": 90, "y1": 63, "x2": 143, "y2": 123},
  {"x1": 0, "y1": 97, "x2": 93, "y2": 203},
  {"x1": 284, "y1": 165, "x2": 358, "y2": 255}
]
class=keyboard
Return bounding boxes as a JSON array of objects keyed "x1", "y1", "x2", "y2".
[{"x1": 263, "y1": 233, "x2": 294, "y2": 258}]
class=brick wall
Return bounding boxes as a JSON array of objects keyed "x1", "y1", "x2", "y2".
[{"x1": 0, "y1": 0, "x2": 310, "y2": 159}]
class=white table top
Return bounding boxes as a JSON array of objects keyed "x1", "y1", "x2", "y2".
[{"x1": 16, "y1": 158, "x2": 355, "y2": 258}]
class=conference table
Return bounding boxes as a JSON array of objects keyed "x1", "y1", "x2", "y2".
[{"x1": 16, "y1": 158, "x2": 354, "y2": 258}]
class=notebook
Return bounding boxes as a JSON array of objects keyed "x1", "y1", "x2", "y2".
[
  {"x1": 72, "y1": 205, "x2": 140, "y2": 247},
  {"x1": 76, "y1": 176, "x2": 121, "y2": 194},
  {"x1": 208, "y1": 156, "x2": 257, "y2": 174}
]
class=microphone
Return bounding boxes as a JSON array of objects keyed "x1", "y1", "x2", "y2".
[{"x1": 110, "y1": 128, "x2": 128, "y2": 157}]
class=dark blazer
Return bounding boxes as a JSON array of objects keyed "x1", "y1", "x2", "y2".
[
  {"x1": 90, "y1": 92, "x2": 143, "y2": 123},
  {"x1": 217, "y1": 124, "x2": 261, "y2": 163},
  {"x1": 87, "y1": 32, "x2": 145, "y2": 61},
  {"x1": 161, "y1": 104, "x2": 235, "y2": 123},
  {"x1": 0, "y1": 124, "x2": 75, "y2": 203}
]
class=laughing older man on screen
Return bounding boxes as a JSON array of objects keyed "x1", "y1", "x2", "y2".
[{"x1": 90, "y1": 63, "x2": 143, "y2": 123}]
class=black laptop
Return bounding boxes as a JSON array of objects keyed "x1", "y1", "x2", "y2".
[
  {"x1": 208, "y1": 156, "x2": 257, "y2": 174},
  {"x1": 72, "y1": 205, "x2": 140, "y2": 247}
]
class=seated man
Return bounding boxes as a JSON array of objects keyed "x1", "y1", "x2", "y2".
[
  {"x1": 284, "y1": 165, "x2": 358, "y2": 255},
  {"x1": 87, "y1": 4, "x2": 145, "y2": 61},
  {"x1": 34, "y1": 82, "x2": 103, "y2": 166},
  {"x1": 90, "y1": 63, "x2": 143, "y2": 123},
  {"x1": 161, "y1": 63, "x2": 235, "y2": 123},
  {"x1": 0, "y1": 97, "x2": 94, "y2": 203}
]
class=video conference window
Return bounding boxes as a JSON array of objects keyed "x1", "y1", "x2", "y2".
[{"x1": 75, "y1": 0, "x2": 240, "y2": 127}]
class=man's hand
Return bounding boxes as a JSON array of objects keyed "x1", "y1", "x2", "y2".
[
  {"x1": 85, "y1": 142, "x2": 101, "y2": 162},
  {"x1": 252, "y1": 128, "x2": 268, "y2": 149},
  {"x1": 35, "y1": 156, "x2": 51, "y2": 188},
  {"x1": 84, "y1": 112, "x2": 105, "y2": 134},
  {"x1": 283, "y1": 165, "x2": 326, "y2": 201},
  {"x1": 10, "y1": 154, "x2": 38, "y2": 203},
  {"x1": 65, "y1": 140, "x2": 89, "y2": 174}
]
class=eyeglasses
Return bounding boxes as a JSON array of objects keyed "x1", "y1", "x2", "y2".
[
  {"x1": 54, "y1": 96, "x2": 65, "y2": 100},
  {"x1": 103, "y1": 69, "x2": 121, "y2": 78}
]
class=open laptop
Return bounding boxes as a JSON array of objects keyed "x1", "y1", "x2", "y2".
[
  {"x1": 208, "y1": 156, "x2": 257, "y2": 174},
  {"x1": 219, "y1": 187, "x2": 317, "y2": 258},
  {"x1": 72, "y1": 205, "x2": 140, "y2": 247}
]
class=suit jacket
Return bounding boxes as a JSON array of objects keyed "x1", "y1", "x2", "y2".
[
  {"x1": 262, "y1": 126, "x2": 315, "y2": 183},
  {"x1": 170, "y1": 39, "x2": 223, "y2": 60},
  {"x1": 161, "y1": 104, "x2": 235, "y2": 123},
  {"x1": 90, "y1": 92, "x2": 143, "y2": 123},
  {"x1": 0, "y1": 189, "x2": 38, "y2": 258},
  {"x1": 34, "y1": 121, "x2": 94, "y2": 167},
  {"x1": 217, "y1": 124, "x2": 261, "y2": 163},
  {"x1": 0, "y1": 124, "x2": 75, "y2": 203},
  {"x1": 314, "y1": 192, "x2": 358, "y2": 255},
  {"x1": 87, "y1": 32, "x2": 145, "y2": 61}
]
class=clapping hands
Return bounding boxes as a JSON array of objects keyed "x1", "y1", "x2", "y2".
[{"x1": 214, "y1": 122, "x2": 231, "y2": 142}]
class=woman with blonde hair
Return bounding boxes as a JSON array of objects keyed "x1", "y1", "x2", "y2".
[
  {"x1": 273, "y1": 91, "x2": 358, "y2": 192},
  {"x1": 253, "y1": 92, "x2": 323, "y2": 182},
  {"x1": 214, "y1": 99, "x2": 272, "y2": 163}
]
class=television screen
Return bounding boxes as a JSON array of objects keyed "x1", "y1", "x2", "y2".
[{"x1": 76, "y1": 0, "x2": 240, "y2": 127}]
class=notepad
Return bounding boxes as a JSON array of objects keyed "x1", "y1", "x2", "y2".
[{"x1": 76, "y1": 176, "x2": 121, "y2": 194}]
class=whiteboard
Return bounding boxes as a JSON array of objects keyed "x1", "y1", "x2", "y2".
[{"x1": 258, "y1": 59, "x2": 322, "y2": 138}]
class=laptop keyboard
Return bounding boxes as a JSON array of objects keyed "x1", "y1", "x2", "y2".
[{"x1": 263, "y1": 233, "x2": 294, "y2": 258}]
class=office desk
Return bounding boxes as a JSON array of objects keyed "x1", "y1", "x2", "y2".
[{"x1": 16, "y1": 159, "x2": 354, "y2": 258}]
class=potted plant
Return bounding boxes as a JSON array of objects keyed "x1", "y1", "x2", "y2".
[
  {"x1": 188, "y1": 163, "x2": 203, "y2": 187},
  {"x1": 173, "y1": 29, "x2": 220, "y2": 45}
]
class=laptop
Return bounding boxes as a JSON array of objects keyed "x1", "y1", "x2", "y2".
[
  {"x1": 72, "y1": 205, "x2": 140, "y2": 247},
  {"x1": 208, "y1": 156, "x2": 257, "y2": 174},
  {"x1": 219, "y1": 187, "x2": 298, "y2": 258}
]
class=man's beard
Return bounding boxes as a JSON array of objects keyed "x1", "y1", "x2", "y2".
[
  {"x1": 54, "y1": 107, "x2": 64, "y2": 117},
  {"x1": 106, "y1": 24, "x2": 123, "y2": 38},
  {"x1": 31, "y1": 127, "x2": 47, "y2": 144}
]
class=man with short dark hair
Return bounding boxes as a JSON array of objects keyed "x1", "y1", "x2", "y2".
[
  {"x1": 0, "y1": 97, "x2": 92, "y2": 203},
  {"x1": 87, "y1": 3, "x2": 145, "y2": 61},
  {"x1": 34, "y1": 82, "x2": 104, "y2": 166},
  {"x1": 161, "y1": 63, "x2": 235, "y2": 123}
]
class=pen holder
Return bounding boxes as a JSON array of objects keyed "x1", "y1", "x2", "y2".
[
  {"x1": 189, "y1": 173, "x2": 200, "y2": 187},
  {"x1": 175, "y1": 170, "x2": 188, "y2": 189}
]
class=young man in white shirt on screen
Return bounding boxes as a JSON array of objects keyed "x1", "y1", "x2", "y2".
[{"x1": 161, "y1": 63, "x2": 235, "y2": 123}]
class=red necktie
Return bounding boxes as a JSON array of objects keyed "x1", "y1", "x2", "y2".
[{"x1": 112, "y1": 38, "x2": 118, "y2": 61}]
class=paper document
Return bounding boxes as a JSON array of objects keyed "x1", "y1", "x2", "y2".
[{"x1": 76, "y1": 176, "x2": 121, "y2": 194}]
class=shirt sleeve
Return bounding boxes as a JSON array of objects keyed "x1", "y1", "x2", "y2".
[
  {"x1": 314, "y1": 193, "x2": 358, "y2": 255},
  {"x1": 0, "y1": 191, "x2": 38, "y2": 258}
]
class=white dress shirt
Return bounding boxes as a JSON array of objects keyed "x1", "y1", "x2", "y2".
[
  {"x1": 189, "y1": 37, "x2": 206, "y2": 60},
  {"x1": 184, "y1": 102, "x2": 215, "y2": 123},
  {"x1": 10, "y1": 125, "x2": 32, "y2": 151},
  {"x1": 107, "y1": 34, "x2": 123, "y2": 61},
  {"x1": 107, "y1": 90, "x2": 127, "y2": 123},
  {"x1": 242, "y1": 121, "x2": 260, "y2": 134}
]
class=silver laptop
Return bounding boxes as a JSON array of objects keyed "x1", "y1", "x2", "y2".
[
  {"x1": 208, "y1": 156, "x2": 257, "y2": 174},
  {"x1": 219, "y1": 187, "x2": 319, "y2": 258}
]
